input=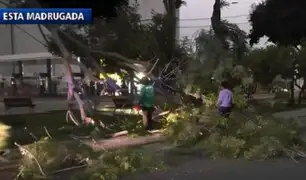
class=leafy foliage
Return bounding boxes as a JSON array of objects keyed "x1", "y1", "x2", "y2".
[
  {"x1": 0, "y1": 123, "x2": 10, "y2": 150},
  {"x1": 243, "y1": 46, "x2": 293, "y2": 86},
  {"x1": 249, "y1": 0, "x2": 306, "y2": 46},
  {"x1": 16, "y1": 139, "x2": 92, "y2": 179},
  {"x1": 16, "y1": 138, "x2": 164, "y2": 180},
  {"x1": 164, "y1": 106, "x2": 305, "y2": 160},
  {"x1": 72, "y1": 150, "x2": 164, "y2": 180},
  {"x1": 164, "y1": 107, "x2": 203, "y2": 145},
  {"x1": 46, "y1": 5, "x2": 191, "y2": 76}
]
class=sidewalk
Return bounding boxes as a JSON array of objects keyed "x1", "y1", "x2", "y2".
[{"x1": 0, "y1": 96, "x2": 115, "y2": 115}]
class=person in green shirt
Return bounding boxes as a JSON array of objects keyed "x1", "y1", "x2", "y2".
[{"x1": 139, "y1": 78, "x2": 155, "y2": 130}]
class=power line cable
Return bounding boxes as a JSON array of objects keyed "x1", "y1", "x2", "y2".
[
  {"x1": 13, "y1": 20, "x2": 249, "y2": 49},
  {"x1": 179, "y1": 14, "x2": 248, "y2": 21},
  {"x1": 141, "y1": 14, "x2": 248, "y2": 22},
  {"x1": 14, "y1": 25, "x2": 47, "y2": 47},
  {"x1": 178, "y1": 21, "x2": 249, "y2": 28}
]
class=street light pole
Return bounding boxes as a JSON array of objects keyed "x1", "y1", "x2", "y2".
[{"x1": 8, "y1": 0, "x2": 16, "y2": 75}]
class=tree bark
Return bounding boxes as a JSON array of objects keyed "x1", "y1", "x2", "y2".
[
  {"x1": 289, "y1": 77, "x2": 295, "y2": 105},
  {"x1": 298, "y1": 84, "x2": 305, "y2": 104},
  {"x1": 51, "y1": 29, "x2": 87, "y2": 121},
  {"x1": 19, "y1": 0, "x2": 91, "y2": 122},
  {"x1": 163, "y1": 0, "x2": 177, "y2": 60},
  {"x1": 211, "y1": 0, "x2": 230, "y2": 50}
]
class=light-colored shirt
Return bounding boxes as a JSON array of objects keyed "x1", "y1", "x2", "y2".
[{"x1": 217, "y1": 89, "x2": 233, "y2": 107}]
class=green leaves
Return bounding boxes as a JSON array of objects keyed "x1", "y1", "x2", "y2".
[
  {"x1": 0, "y1": 123, "x2": 10, "y2": 150},
  {"x1": 72, "y1": 150, "x2": 164, "y2": 180},
  {"x1": 164, "y1": 105, "x2": 305, "y2": 160},
  {"x1": 164, "y1": 108, "x2": 202, "y2": 146},
  {"x1": 249, "y1": 0, "x2": 306, "y2": 46},
  {"x1": 16, "y1": 139, "x2": 164, "y2": 180},
  {"x1": 244, "y1": 46, "x2": 294, "y2": 86}
]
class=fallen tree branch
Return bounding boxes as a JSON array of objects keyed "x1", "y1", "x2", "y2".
[
  {"x1": 15, "y1": 142, "x2": 46, "y2": 177},
  {"x1": 66, "y1": 110, "x2": 80, "y2": 126},
  {"x1": 51, "y1": 164, "x2": 87, "y2": 175},
  {"x1": 147, "y1": 58, "x2": 159, "y2": 76},
  {"x1": 59, "y1": 30, "x2": 150, "y2": 73},
  {"x1": 111, "y1": 130, "x2": 129, "y2": 138},
  {"x1": 88, "y1": 134, "x2": 166, "y2": 151},
  {"x1": 43, "y1": 126, "x2": 52, "y2": 139}
]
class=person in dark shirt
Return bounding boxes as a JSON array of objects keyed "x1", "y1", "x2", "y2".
[{"x1": 139, "y1": 78, "x2": 155, "y2": 130}]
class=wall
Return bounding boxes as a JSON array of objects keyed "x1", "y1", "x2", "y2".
[
  {"x1": 0, "y1": 3, "x2": 80, "y2": 79},
  {"x1": 0, "y1": 60, "x2": 80, "y2": 79},
  {"x1": 22, "y1": 64, "x2": 80, "y2": 77},
  {"x1": 11, "y1": 25, "x2": 50, "y2": 54},
  {"x1": 0, "y1": 63, "x2": 14, "y2": 77},
  {"x1": 0, "y1": 1, "x2": 49, "y2": 55}
]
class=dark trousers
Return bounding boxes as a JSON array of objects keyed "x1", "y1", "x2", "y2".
[
  {"x1": 219, "y1": 106, "x2": 232, "y2": 118},
  {"x1": 141, "y1": 106, "x2": 154, "y2": 130}
]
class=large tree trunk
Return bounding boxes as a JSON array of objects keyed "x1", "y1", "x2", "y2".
[
  {"x1": 20, "y1": 0, "x2": 92, "y2": 123},
  {"x1": 163, "y1": 0, "x2": 177, "y2": 60},
  {"x1": 211, "y1": 0, "x2": 226, "y2": 48},
  {"x1": 51, "y1": 29, "x2": 88, "y2": 122},
  {"x1": 298, "y1": 82, "x2": 305, "y2": 104},
  {"x1": 289, "y1": 77, "x2": 295, "y2": 105},
  {"x1": 210, "y1": 0, "x2": 228, "y2": 49}
]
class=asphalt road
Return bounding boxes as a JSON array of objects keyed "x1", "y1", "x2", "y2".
[
  {"x1": 121, "y1": 158, "x2": 306, "y2": 180},
  {"x1": 2, "y1": 159, "x2": 306, "y2": 180}
]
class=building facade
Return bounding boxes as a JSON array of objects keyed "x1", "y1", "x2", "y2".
[
  {"x1": 0, "y1": 1, "x2": 179, "y2": 78},
  {"x1": 0, "y1": 1, "x2": 80, "y2": 79}
]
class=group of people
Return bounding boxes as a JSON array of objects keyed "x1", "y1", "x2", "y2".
[
  {"x1": 81, "y1": 78, "x2": 127, "y2": 96},
  {"x1": 137, "y1": 78, "x2": 234, "y2": 130}
]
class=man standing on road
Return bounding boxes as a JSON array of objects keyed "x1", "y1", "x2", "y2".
[
  {"x1": 216, "y1": 81, "x2": 233, "y2": 118},
  {"x1": 139, "y1": 78, "x2": 155, "y2": 130}
]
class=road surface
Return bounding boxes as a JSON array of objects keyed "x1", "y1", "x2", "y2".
[{"x1": 121, "y1": 158, "x2": 306, "y2": 180}]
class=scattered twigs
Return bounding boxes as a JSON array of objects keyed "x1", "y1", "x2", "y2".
[
  {"x1": 43, "y1": 126, "x2": 52, "y2": 139},
  {"x1": 153, "y1": 110, "x2": 170, "y2": 121},
  {"x1": 284, "y1": 149, "x2": 299, "y2": 163},
  {"x1": 66, "y1": 110, "x2": 80, "y2": 126},
  {"x1": 98, "y1": 120, "x2": 107, "y2": 129},
  {"x1": 111, "y1": 130, "x2": 128, "y2": 138},
  {"x1": 147, "y1": 58, "x2": 160, "y2": 76},
  {"x1": 73, "y1": 91, "x2": 88, "y2": 121},
  {"x1": 24, "y1": 127, "x2": 38, "y2": 141},
  {"x1": 14, "y1": 142, "x2": 46, "y2": 177},
  {"x1": 158, "y1": 59, "x2": 176, "y2": 77},
  {"x1": 280, "y1": 146, "x2": 306, "y2": 163},
  {"x1": 51, "y1": 164, "x2": 87, "y2": 175}
]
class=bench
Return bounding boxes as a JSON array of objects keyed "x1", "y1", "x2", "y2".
[
  {"x1": 3, "y1": 97, "x2": 36, "y2": 111},
  {"x1": 117, "y1": 88, "x2": 129, "y2": 96},
  {"x1": 112, "y1": 97, "x2": 134, "y2": 109}
]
